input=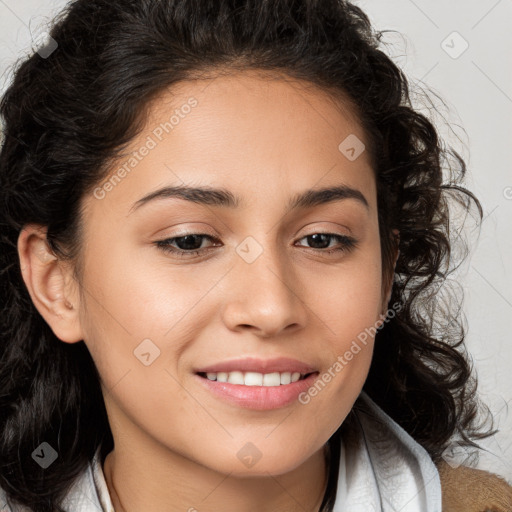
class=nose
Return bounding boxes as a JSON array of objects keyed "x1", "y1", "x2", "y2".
[{"x1": 220, "y1": 242, "x2": 308, "y2": 337}]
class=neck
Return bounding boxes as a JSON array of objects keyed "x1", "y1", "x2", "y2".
[{"x1": 103, "y1": 444, "x2": 329, "y2": 512}]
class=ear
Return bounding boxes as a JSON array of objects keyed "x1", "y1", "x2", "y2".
[
  {"x1": 377, "y1": 229, "x2": 400, "y2": 325},
  {"x1": 17, "y1": 224, "x2": 83, "y2": 343}
]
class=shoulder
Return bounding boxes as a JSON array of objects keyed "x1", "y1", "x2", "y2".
[{"x1": 436, "y1": 460, "x2": 512, "y2": 512}]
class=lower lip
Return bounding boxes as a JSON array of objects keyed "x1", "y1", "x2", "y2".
[{"x1": 194, "y1": 372, "x2": 320, "y2": 410}]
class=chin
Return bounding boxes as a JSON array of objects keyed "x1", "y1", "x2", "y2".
[{"x1": 207, "y1": 448, "x2": 316, "y2": 478}]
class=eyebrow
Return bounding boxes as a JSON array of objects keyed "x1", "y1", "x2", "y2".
[{"x1": 128, "y1": 183, "x2": 369, "y2": 215}]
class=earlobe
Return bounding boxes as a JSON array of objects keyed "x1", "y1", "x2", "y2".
[{"x1": 17, "y1": 224, "x2": 83, "y2": 344}]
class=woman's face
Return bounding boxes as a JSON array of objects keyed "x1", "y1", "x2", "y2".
[{"x1": 46, "y1": 70, "x2": 390, "y2": 476}]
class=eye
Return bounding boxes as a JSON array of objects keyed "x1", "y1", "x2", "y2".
[
  {"x1": 155, "y1": 233, "x2": 220, "y2": 258},
  {"x1": 295, "y1": 233, "x2": 357, "y2": 254}
]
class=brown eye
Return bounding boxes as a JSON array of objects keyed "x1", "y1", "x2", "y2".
[
  {"x1": 296, "y1": 233, "x2": 357, "y2": 253},
  {"x1": 155, "y1": 234, "x2": 220, "y2": 257}
]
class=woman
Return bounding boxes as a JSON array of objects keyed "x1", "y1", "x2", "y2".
[{"x1": 0, "y1": 0, "x2": 511, "y2": 511}]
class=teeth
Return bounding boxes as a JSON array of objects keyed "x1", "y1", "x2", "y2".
[
  {"x1": 228, "y1": 371, "x2": 244, "y2": 385},
  {"x1": 280, "y1": 372, "x2": 291, "y2": 385},
  {"x1": 204, "y1": 371, "x2": 306, "y2": 386},
  {"x1": 245, "y1": 372, "x2": 263, "y2": 386}
]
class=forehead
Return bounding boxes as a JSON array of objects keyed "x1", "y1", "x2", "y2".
[
  {"x1": 149, "y1": 68, "x2": 364, "y2": 144},
  {"x1": 83, "y1": 68, "x2": 376, "y2": 220}
]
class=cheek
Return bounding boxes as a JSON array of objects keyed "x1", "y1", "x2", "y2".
[
  {"x1": 294, "y1": 243, "x2": 383, "y2": 416},
  {"x1": 82, "y1": 237, "x2": 207, "y2": 331},
  {"x1": 77, "y1": 241, "x2": 207, "y2": 394},
  {"x1": 329, "y1": 262, "x2": 383, "y2": 345},
  {"x1": 304, "y1": 243, "x2": 383, "y2": 348}
]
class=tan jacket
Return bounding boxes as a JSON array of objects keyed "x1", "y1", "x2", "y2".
[{"x1": 437, "y1": 461, "x2": 512, "y2": 511}]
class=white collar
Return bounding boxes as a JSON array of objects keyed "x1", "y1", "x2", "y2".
[{"x1": 334, "y1": 391, "x2": 442, "y2": 511}]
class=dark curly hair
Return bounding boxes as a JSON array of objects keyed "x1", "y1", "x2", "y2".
[{"x1": 0, "y1": 0, "x2": 496, "y2": 510}]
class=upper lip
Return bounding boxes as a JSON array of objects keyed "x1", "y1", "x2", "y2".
[{"x1": 195, "y1": 357, "x2": 318, "y2": 374}]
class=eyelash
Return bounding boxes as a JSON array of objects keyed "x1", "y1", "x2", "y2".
[{"x1": 154, "y1": 232, "x2": 357, "y2": 258}]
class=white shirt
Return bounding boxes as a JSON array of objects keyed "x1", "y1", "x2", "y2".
[{"x1": 0, "y1": 391, "x2": 442, "y2": 511}]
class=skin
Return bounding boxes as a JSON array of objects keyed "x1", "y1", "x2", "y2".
[{"x1": 18, "y1": 69, "x2": 397, "y2": 512}]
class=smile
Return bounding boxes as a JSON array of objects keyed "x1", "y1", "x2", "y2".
[{"x1": 195, "y1": 371, "x2": 320, "y2": 410}]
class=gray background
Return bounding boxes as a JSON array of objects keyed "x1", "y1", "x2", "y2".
[{"x1": 1, "y1": 0, "x2": 511, "y2": 481}]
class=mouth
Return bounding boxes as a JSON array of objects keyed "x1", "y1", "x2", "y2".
[{"x1": 194, "y1": 370, "x2": 320, "y2": 410}]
